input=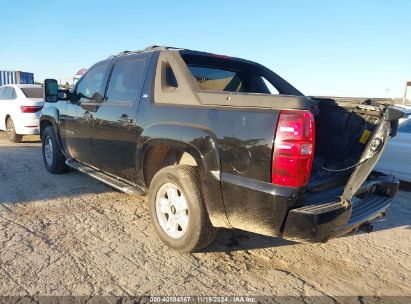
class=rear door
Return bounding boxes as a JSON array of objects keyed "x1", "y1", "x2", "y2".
[{"x1": 90, "y1": 53, "x2": 150, "y2": 180}]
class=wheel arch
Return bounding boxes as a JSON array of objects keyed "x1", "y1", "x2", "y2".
[
  {"x1": 39, "y1": 107, "x2": 60, "y2": 139},
  {"x1": 141, "y1": 142, "x2": 200, "y2": 188},
  {"x1": 39, "y1": 107, "x2": 65, "y2": 156},
  {"x1": 138, "y1": 122, "x2": 230, "y2": 228}
]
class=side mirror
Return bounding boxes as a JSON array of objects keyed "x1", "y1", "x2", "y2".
[{"x1": 43, "y1": 79, "x2": 58, "y2": 102}]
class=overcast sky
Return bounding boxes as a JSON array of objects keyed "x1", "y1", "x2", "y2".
[{"x1": 0, "y1": 0, "x2": 410, "y2": 98}]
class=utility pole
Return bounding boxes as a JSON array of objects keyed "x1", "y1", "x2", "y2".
[
  {"x1": 404, "y1": 81, "x2": 411, "y2": 105},
  {"x1": 385, "y1": 88, "x2": 390, "y2": 98}
]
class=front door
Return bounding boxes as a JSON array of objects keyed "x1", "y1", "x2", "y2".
[
  {"x1": 90, "y1": 53, "x2": 150, "y2": 181},
  {"x1": 59, "y1": 60, "x2": 111, "y2": 164}
]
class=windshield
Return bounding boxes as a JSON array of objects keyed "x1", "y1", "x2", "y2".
[{"x1": 21, "y1": 87, "x2": 43, "y2": 99}]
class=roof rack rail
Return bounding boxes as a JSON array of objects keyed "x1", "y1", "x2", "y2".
[
  {"x1": 144, "y1": 45, "x2": 182, "y2": 51},
  {"x1": 108, "y1": 45, "x2": 183, "y2": 59}
]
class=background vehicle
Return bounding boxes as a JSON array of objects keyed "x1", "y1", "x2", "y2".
[
  {"x1": 0, "y1": 84, "x2": 44, "y2": 142},
  {"x1": 375, "y1": 106, "x2": 411, "y2": 182},
  {"x1": 40, "y1": 46, "x2": 403, "y2": 252},
  {"x1": 0, "y1": 70, "x2": 34, "y2": 86}
]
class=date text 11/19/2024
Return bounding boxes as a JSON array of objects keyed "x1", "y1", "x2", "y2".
[{"x1": 149, "y1": 296, "x2": 257, "y2": 303}]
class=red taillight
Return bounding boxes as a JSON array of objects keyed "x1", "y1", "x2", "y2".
[
  {"x1": 272, "y1": 110, "x2": 315, "y2": 187},
  {"x1": 20, "y1": 106, "x2": 43, "y2": 113}
]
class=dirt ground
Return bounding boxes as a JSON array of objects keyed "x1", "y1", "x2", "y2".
[{"x1": 0, "y1": 131, "x2": 410, "y2": 298}]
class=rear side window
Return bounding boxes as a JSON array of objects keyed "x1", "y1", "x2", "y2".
[
  {"x1": 0, "y1": 87, "x2": 5, "y2": 99},
  {"x1": 75, "y1": 61, "x2": 110, "y2": 103},
  {"x1": 106, "y1": 58, "x2": 146, "y2": 103},
  {"x1": 21, "y1": 87, "x2": 43, "y2": 98}
]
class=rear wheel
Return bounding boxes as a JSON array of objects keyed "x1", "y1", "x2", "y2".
[
  {"x1": 42, "y1": 126, "x2": 68, "y2": 174},
  {"x1": 148, "y1": 165, "x2": 217, "y2": 252},
  {"x1": 6, "y1": 117, "x2": 22, "y2": 143}
]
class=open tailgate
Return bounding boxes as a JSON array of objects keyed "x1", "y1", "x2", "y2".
[
  {"x1": 340, "y1": 105, "x2": 405, "y2": 204},
  {"x1": 282, "y1": 101, "x2": 405, "y2": 242}
]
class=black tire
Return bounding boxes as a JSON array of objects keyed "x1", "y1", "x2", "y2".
[
  {"x1": 148, "y1": 165, "x2": 217, "y2": 252},
  {"x1": 6, "y1": 117, "x2": 23, "y2": 143},
  {"x1": 41, "y1": 126, "x2": 69, "y2": 174}
]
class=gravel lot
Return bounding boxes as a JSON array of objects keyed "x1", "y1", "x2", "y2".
[{"x1": 0, "y1": 131, "x2": 410, "y2": 297}]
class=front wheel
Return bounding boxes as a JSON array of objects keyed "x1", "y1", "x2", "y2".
[
  {"x1": 41, "y1": 126, "x2": 68, "y2": 174},
  {"x1": 148, "y1": 165, "x2": 217, "y2": 253},
  {"x1": 6, "y1": 117, "x2": 22, "y2": 143}
]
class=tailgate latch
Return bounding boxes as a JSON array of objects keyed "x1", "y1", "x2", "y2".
[
  {"x1": 341, "y1": 199, "x2": 351, "y2": 208},
  {"x1": 362, "y1": 137, "x2": 384, "y2": 161}
]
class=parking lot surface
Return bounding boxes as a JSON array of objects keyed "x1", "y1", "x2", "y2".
[{"x1": 0, "y1": 131, "x2": 410, "y2": 297}]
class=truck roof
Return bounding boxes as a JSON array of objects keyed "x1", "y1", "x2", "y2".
[
  {"x1": 108, "y1": 45, "x2": 242, "y2": 61},
  {"x1": 107, "y1": 45, "x2": 264, "y2": 73},
  {"x1": 108, "y1": 45, "x2": 184, "y2": 59}
]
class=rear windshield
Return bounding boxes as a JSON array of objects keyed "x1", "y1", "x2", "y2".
[
  {"x1": 21, "y1": 87, "x2": 43, "y2": 98},
  {"x1": 182, "y1": 53, "x2": 275, "y2": 94},
  {"x1": 187, "y1": 66, "x2": 243, "y2": 92}
]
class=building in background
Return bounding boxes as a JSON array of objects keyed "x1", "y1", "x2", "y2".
[
  {"x1": 58, "y1": 68, "x2": 87, "y2": 88},
  {"x1": 0, "y1": 71, "x2": 34, "y2": 86}
]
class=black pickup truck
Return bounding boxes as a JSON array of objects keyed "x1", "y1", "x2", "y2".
[{"x1": 40, "y1": 46, "x2": 403, "y2": 252}]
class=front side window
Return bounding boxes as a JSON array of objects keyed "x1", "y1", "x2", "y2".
[
  {"x1": 0, "y1": 87, "x2": 5, "y2": 100},
  {"x1": 106, "y1": 58, "x2": 146, "y2": 103},
  {"x1": 75, "y1": 61, "x2": 110, "y2": 103}
]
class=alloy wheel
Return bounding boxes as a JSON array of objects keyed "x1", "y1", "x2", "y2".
[
  {"x1": 6, "y1": 119, "x2": 15, "y2": 141},
  {"x1": 155, "y1": 182, "x2": 189, "y2": 239},
  {"x1": 44, "y1": 136, "x2": 54, "y2": 166}
]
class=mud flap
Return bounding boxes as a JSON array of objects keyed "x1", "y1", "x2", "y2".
[{"x1": 340, "y1": 106, "x2": 404, "y2": 205}]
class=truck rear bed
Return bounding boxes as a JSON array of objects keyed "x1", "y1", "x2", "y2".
[{"x1": 282, "y1": 98, "x2": 403, "y2": 241}]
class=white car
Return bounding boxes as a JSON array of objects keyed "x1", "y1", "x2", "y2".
[
  {"x1": 375, "y1": 106, "x2": 411, "y2": 182},
  {"x1": 0, "y1": 84, "x2": 44, "y2": 142}
]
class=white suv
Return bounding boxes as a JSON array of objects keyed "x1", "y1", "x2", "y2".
[{"x1": 0, "y1": 84, "x2": 44, "y2": 142}]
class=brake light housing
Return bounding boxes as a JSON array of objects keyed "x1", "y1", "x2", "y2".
[
  {"x1": 272, "y1": 110, "x2": 315, "y2": 188},
  {"x1": 20, "y1": 106, "x2": 43, "y2": 113}
]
